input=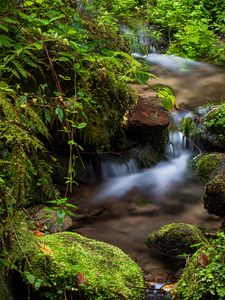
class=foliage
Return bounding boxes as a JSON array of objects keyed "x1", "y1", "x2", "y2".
[
  {"x1": 175, "y1": 231, "x2": 225, "y2": 300},
  {"x1": 92, "y1": 0, "x2": 142, "y2": 17},
  {"x1": 0, "y1": 0, "x2": 150, "y2": 295},
  {"x1": 20, "y1": 232, "x2": 145, "y2": 299},
  {"x1": 46, "y1": 197, "x2": 77, "y2": 226},
  {"x1": 146, "y1": 0, "x2": 225, "y2": 63}
]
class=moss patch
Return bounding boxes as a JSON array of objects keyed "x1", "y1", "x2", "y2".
[
  {"x1": 193, "y1": 153, "x2": 225, "y2": 182},
  {"x1": 175, "y1": 232, "x2": 225, "y2": 300},
  {"x1": 25, "y1": 232, "x2": 144, "y2": 300},
  {"x1": 146, "y1": 223, "x2": 206, "y2": 258},
  {"x1": 202, "y1": 173, "x2": 225, "y2": 218}
]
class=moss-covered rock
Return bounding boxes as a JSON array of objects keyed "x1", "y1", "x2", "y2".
[
  {"x1": 202, "y1": 173, "x2": 225, "y2": 218},
  {"x1": 175, "y1": 232, "x2": 225, "y2": 300},
  {"x1": 24, "y1": 232, "x2": 144, "y2": 300},
  {"x1": 193, "y1": 153, "x2": 225, "y2": 182},
  {"x1": 146, "y1": 223, "x2": 206, "y2": 258},
  {"x1": 182, "y1": 104, "x2": 225, "y2": 152}
]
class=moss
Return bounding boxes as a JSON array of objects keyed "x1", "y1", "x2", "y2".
[
  {"x1": 25, "y1": 232, "x2": 144, "y2": 300},
  {"x1": 146, "y1": 223, "x2": 206, "y2": 258},
  {"x1": 202, "y1": 173, "x2": 225, "y2": 218},
  {"x1": 175, "y1": 232, "x2": 225, "y2": 300},
  {"x1": 193, "y1": 153, "x2": 225, "y2": 182},
  {"x1": 0, "y1": 266, "x2": 13, "y2": 300}
]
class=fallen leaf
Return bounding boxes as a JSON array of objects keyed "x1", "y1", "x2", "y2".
[
  {"x1": 76, "y1": 272, "x2": 86, "y2": 285},
  {"x1": 33, "y1": 230, "x2": 45, "y2": 237},
  {"x1": 199, "y1": 252, "x2": 209, "y2": 267}
]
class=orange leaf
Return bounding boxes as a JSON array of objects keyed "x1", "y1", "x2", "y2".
[
  {"x1": 33, "y1": 230, "x2": 45, "y2": 237},
  {"x1": 199, "y1": 252, "x2": 209, "y2": 267},
  {"x1": 76, "y1": 272, "x2": 86, "y2": 285}
]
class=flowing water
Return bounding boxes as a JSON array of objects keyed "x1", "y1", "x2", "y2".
[{"x1": 74, "y1": 43, "x2": 224, "y2": 298}]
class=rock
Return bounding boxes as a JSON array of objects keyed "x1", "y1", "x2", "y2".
[
  {"x1": 23, "y1": 232, "x2": 144, "y2": 300},
  {"x1": 193, "y1": 153, "x2": 225, "y2": 182},
  {"x1": 126, "y1": 94, "x2": 170, "y2": 143},
  {"x1": 29, "y1": 205, "x2": 72, "y2": 233},
  {"x1": 146, "y1": 223, "x2": 206, "y2": 258},
  {"x1": 182, "y1": 104, "x2": 225, "y2": 152},
  {"x1": 202, "y1": 173, "x2": 225, "y2": 218},
  {"x1": 125, "y1": 87, "x2": 170, "y2": 162}
]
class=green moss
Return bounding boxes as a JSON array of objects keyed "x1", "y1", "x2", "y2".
[
  {"x1": 202, "y1": 173, "x2": 225, "y2": 218},
  {"x1": 193, "y1": 153, "x2": 225, "y2": 182},
  {"x1": 0, "y1": 266, "x2": 13, "y2": 300},
  {"x1": 146, "y1": 223, "x2": 206, "y2": 258},
  {"x1": 175, "y1": 232, "x2": 225, "y2": 300},
  {"x1": 25, "y1": 232, "x2": 144, "y2": 300}
]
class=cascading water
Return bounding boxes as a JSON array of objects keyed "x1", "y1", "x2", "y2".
[{"x1": 92, "y1": 112, "x2": 191, "y2": 203}]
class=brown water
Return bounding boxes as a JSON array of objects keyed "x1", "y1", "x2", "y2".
[{"x1": 72, "y1": 181, "x2": 220, "y2": 282}]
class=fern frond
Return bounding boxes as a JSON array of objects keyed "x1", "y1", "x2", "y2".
[{"x1": 22, "y1": 105, "x2": 50, "y2": 138}]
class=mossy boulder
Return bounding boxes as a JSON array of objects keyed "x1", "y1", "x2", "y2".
[
  {"x1": 146, "y1": 223, "x2": 206, "y2": 258},
  {"x1": 24, "y1": 232, "x2": 144, "y2": 300},
  {"x1": 193, "y1": 153, "x2": 225, "y2": 182},
  {"x1": 182, "y1": 104, "x2": 225, "y2": 151},
  {"x1": 202, "y1": 173, "x2": 225, "y2": 218},
  {"x1": 175, "y1": 232, "x2": 225, "y2": 300}
]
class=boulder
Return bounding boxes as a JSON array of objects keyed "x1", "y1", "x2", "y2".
[
  {"x1": 202, "y1": 173, "x2": 225, "y2": 218},
  {"x1": 193, "y1": 153, "x2": 225, "y2": 182},
  {"x1": 23, "y1": 232, "x2": 144, "y2": 300},
  {"x1": 182, "y1": 104, "x2": 225, "y2": 152},
  {"x1": 146, "y1": 223, "x2": 206, "y2": 258}
]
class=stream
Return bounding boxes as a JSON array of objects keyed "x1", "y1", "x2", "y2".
[{"x1": 71, "y1": 45, "x2": 224, "y2": 298}]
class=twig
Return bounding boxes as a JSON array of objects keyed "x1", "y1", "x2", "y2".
[{"x1": 44, "y1": 43, "x2": 63, "y2": 96}]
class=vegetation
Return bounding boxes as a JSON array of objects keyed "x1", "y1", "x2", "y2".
[
  {"x1": 146, "y1": 0, "x2": 225, "y2": 63},
  {"x1": 19, "y1": 232, "x2": 145, "y2": 299},
  {"x1": 175, "y1": 232, "x2": 225, "y2": 300},
  {"x1": 0, "y1": 0, "x2": 225, "y2": 298}
]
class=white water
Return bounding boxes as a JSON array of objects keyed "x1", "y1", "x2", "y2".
[
  {"x1": 92, "y1": 114, "x2": 191, "y2": 203},
  {"x1": 132, "y1": 53, "x2": 213, "y2": 73}
]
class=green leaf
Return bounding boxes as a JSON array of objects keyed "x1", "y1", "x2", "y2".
[
  {"x1": 157, "y1": 88, "x2": 176, "y2": 111},
  {"x1": 44, "y1": 109, "x2": 51, "y2": 124},
  {"x1": 0, "y1": 34, "x2": 12, "y2": 48},
  {"x1": 26, "y1": 274, "x2": 36, "y2": 285},
  {"x1": 56, "y1": 209, "x2": 66, "y2": 222},
  {"x1": 55, "y1": 107, "x2": 64, "y2": 122},
  {"x1": 34, "y1": 278, "x2": 43, "y2": 290},
  {"x1": 33, "y1": 42, "x2": 43, "y2": 50},
  {"x1": 74, "y1": 122, "x2": 87, "y2": 129}
]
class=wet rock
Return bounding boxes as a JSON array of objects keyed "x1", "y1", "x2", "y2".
[
  {"x1": 202, "y1": 173, "x2": 225, "y2": 218},
  {"x1": 146, "y1": 223, "x2": 206, "y2": 258},
  {"x1": 29, "y1": 205, "x2": 72, "y2": 233},
  {"x1": 192, "y1": 152, "x2": 225, "y2": 182},
  {"x1": 126, "y1": 94, "x2": 170, "y2": 143},
  {"x1": 182, "y1": 103, "x2": 225, "y2": 152},
  {"x1": 22, "y1": 232, "x2": 145, "y2": 300}
]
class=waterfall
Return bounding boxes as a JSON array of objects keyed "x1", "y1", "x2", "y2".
[
  {"x1": 101, "y1": 158, "x2": 138, "y2": 179},
  {"x1": 92, "y1": 113, "x2": 191, "y2": 203}
]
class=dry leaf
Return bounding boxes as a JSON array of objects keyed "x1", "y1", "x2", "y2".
[
  {"x1": 199, "y1": 252, "x2": 209, "y2": 267},
  {"x1": 76, "y1": 272, "x2": 86, "y2": 285},
  {"x1": 38, "y1": 243, "x2": 53, "y2": 255},
  {"x1": 33, "y1": 230, "x2": 45, "y2": 237}
]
